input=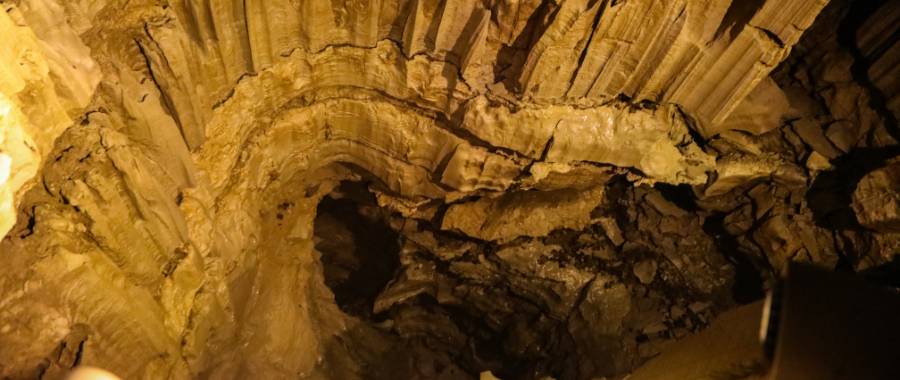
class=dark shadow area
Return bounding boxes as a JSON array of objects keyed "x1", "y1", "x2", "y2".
[
  {"x1": 713, "y1": 0, "x2": 767, "y2": 41},
  {"x1": 312, "y1": 184, "x2": 581, "y2": 380},
  {"x1": 654, "y1": 183, "x2": 699, "y2": 211},
  {"x1": 703, "y1": 214, "x2": 766, "y2": 304},
  {"x1": 392, "y1": 291, "x2": 579, "y2": 380},
  {"x1": 312, "y1": 178, "x2": 756, "y2": 380},
  {"x1": 806, "y1": 147, "x2": 900, "y2": 231},
  {"x1": 837, "y1": 0, "x2": 900, "y2": 144},
  {"x1": 861, "y1": 255, "x2": 900, "y2": 289},
  {"x1": 493, "y1": 1, "x2": 560, "y2": 92},
  {"x1": 314, "y1": 182, "x2": 401, "y2": 318},
  {"x1": 804, "y1": 0, "x2": 900, "y2": 231}
]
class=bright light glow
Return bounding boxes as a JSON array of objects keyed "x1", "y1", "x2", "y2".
[
  {"x1": 759, "y1": 288, "x2": 773, "y2": 343},
  {"x1": 0, "y1": 101, "x2": 9, "y2": 119},
  {"x1": 0, "y1": 153, "x2": 9, "y2": 185},
  {"x1": 0, "y1": 153, "x2": 12, "y2": 190},
  {"x1": 66, "y1": 367, "x2": 122, "y2": 380}
]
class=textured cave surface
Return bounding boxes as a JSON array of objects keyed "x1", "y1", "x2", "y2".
[{"x1": 0, "y1": 0, "x2": 899, "y2": 379}]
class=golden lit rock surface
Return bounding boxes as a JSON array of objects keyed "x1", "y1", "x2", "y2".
[
  {"x1": 1, "y1": 0, "x2": 898, "y2": 379},
  {"x1": 0, "y1": 1, "x2": 100, "y2": 237}
]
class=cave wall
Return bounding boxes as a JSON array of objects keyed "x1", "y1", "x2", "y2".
[{"x1": 0, "y1": 0, "x2": 898, "y2": 379}]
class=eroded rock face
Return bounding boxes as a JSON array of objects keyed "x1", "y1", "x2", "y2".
[
  {"x1": 0, "y1": 1, "x2": 100, "y2": 236},
  {"x1": 0, "y1": 0, "x2": 898, "y2": 379},
  {"x1": 853, "y1": 159, "x2": 900, "y2": 233}
]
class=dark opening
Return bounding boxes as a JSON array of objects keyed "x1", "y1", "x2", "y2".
[
  {"x1": 311, "y1": 180, "x2": 737, "y2": 380},
  {"x1": 703, "y1": 213, "x2": 766, "y2": 304},
  {"x1": 311, "y1": 182, "x2": 579, "y2": 379},
  {"x1": 654, "y1": 183, "x2": 699, "y2": 212},
  {"x1": 314, "y1": 181, "x2": 401, "y2": 318},
  {"x1": 714, "y1": 0, "x2": 767, "y2": 41}
]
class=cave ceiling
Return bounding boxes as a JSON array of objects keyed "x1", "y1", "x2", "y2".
[{"x1": 0, "y1": 0, "x2": 899, "y2": 379}]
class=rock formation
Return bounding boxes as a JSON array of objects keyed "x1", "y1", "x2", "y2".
[{"x1": 0, "y1": 0, "x2": 897, "y2": 379}]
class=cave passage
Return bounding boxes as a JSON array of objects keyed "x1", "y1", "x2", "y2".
[
  {"x1": 311, "y1": 182, "x2": 580, "y2": 379},
  {"x1": 314, "y1": 182, "x2": 402, "y2": 319}
]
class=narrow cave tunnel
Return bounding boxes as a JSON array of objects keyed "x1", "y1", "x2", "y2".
[
  {"x1": 2, "y1": 0, "x2": 900, "y2": 379},
  {"x1": 314, "y1": 182, "x2": 402, "y2": 319},
  {"x1": 312, "y1": 182, "x2": 585, "y2": 379}
]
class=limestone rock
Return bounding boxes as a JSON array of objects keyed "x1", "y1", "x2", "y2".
[
  {"x1": 633, "y1": 260, "x2": 658, "y2": 284},
  {"x1": 523, "y1": 162, "x2": 615, "y2": 191},
  {"x1": 853, "y1": 160, "x2": 900, "y2": 233},
  {"x1": 704, "y1": 153, "x2": 802, "y2": 197},
  {"x1": 806, "y1": 151, "x2": 832, "y2": 171},
  {"x1": 463, "y1": 97, "x2": 715, "y2": 184},
  {"x1": 717, "y1": 77, "x2": 792, "y2": 136},
  {"x1": 792, "y1": 118, "x2": 843, "y2": 159},
  {"x1": 441, "y1": 186, "x2": 605, "y2": 242},
  {"x1": 0, "y1": 3, "x2": 99, "y2": 236},
  {"x1": 567, "y1": 276, "x2": 634, "y2": 377}
]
